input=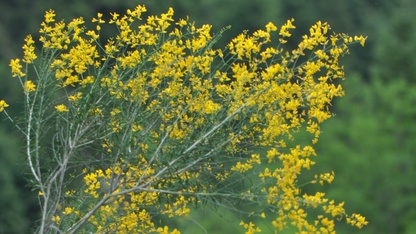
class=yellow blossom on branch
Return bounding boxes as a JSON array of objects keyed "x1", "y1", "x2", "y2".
[
  {"x1": 24, "y1": 80, "x2": 36, "y2": 94},
  {"x1": 44, "y1": 9, "x2": 56, "y2": 23},
  {"x1": 54, "y1": 104, "x2": 69, "y2": 112},
  {"x1": 22, "y1": 35, "x2": 37, "y2": 63},
  {"x1": 9, "y1": 59, "x2": 25, "y2": 77},
  {"x1": 2, "y1": 4, "x2": 368, "y2": 234},
  {"x1": 0, "y1": 100, "x2": 8, "y2": 112}
]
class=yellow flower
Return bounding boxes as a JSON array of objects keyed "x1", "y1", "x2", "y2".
[
  {"x1": 24, "y1": 80, "x2": 36, "y2": 94},
  {"x1": 92, "y1": 12, "x2": 105, "y2": 24},
  {"x1": 63, "y1": 207, "x2": 74, "y2": 215},
  {"x1": 109, "y1": 12, "x2": 120, "y2": 23},
  {"x1": 9, "y1": 59, "x2": 25, "y2": 77},
  {"x1": 0, "y1": 100, "x2": 9, "y2": 112},
  {"x1": 279, "y1": 18, "x2": 296, "y2": 42},
  {"x1": 240, "y1": 221, "x2": 262, "y2": 234},
  {"x1": 22, "y1": 35, "x2": 37, "y2": 63},
  {"x1": 55, "y1": 104, "x2": 69, "y2": 112},
  {"x1": 347, "y1": 213, "x2": 369, "y2": 229},
  {"x1": 354, "y1": 35, "x2": 367, "y2": 46},
  {"x1": 51, "y1": 215, "x2": 60, "y2": 224},
  {"x1": 265, "y1": 22, "x2": 277, "y2": 32},
  {"x1": 176, "y1": 18, "x2": 187, "y2": 27},
  {"x1": 68, "y1": 92, "x2": 82, "y2": 102},
  {"x1": 44, "y1": 10, "x2": 56, "y2": 23},
  {"x1": 65, "y1": 190, "x2": 75, "y2": 196}
]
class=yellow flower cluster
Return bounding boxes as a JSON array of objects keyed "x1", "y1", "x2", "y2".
[
  {"x1": 3, "y1": 4, "x2": 368, "y2": 233},
  {"x1": 0, "y1": 100, "x2": 8, "y2": 112},
  {"x1": 23, "y1": 80, "x2": 36, "y2": 94},
  {"x1": 347, "y1": 213, "x2": 369, "y2": 229},
  {"x1": 240, "y1": 221, "x2": 262, "y2": 234}
]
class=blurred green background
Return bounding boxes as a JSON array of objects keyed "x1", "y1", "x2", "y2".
[{"x1": 1, "y1": 0, "x2": 415, "y2": 233}]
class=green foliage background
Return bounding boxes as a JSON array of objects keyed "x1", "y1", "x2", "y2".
[{"x1": 0, "y1": 0, "x2": 414, "y2": 233}]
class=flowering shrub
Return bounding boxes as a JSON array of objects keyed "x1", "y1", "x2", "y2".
[{"x1": 1, "y1": 5, "x2": 367, "y2": 233}]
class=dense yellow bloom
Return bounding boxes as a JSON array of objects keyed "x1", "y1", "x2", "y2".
[{"x1": 4, "y1": 4, "x2": 367, "y2": 233}]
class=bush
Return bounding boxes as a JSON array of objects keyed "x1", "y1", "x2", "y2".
[{"x1": 1, "y1": 5, "x2": 367, "y2": 233}]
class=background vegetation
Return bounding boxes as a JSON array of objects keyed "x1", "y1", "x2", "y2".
[{"x1": 0, "y1": 0, "x2": 414, "y2": 233}]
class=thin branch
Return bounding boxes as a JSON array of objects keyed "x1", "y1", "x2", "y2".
[{"x1": 183, "y1": 102, "x2": 249, "y2": 155}]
